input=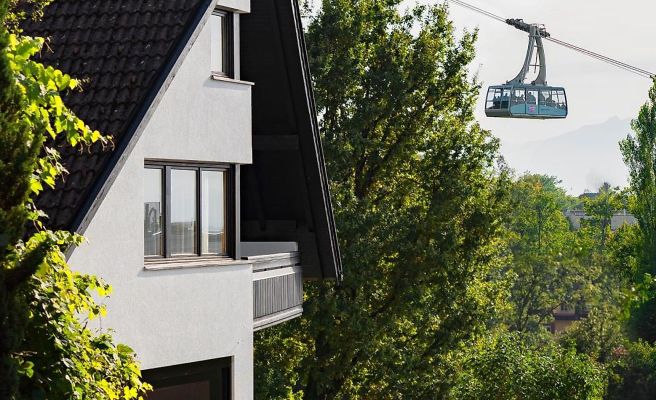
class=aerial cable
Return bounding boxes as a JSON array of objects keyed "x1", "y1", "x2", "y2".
[
  {"x1": 547, "y1": 37, "x2": 651, "y2": 78},
  {"x1": 545, "y1": 37, "x2": 654, "y2": 78},
  {"x1": 445, "y1": 0, "x2": 655, "y2": 79},
  {"x1": 446, "y1": 0, "x2": 506, "y2": 23}
]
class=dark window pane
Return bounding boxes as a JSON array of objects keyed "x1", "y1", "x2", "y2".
[
  {"x1": 146, "y1": 381, "x2": 210, "y2": 400},
  {"x1": 170, "y1": 169, "x2": 197, "y2": 256},
  {"x1": 211, "y1": 12, "x2": 229, "y2": 75},
  {"x1": 512, "y1": 89, "x2": 525, "y2": 104},
  {"x1": 527, "y1": 90, "x2": 538, "y2": 105},
  {"x1": 501, "y1": 89, "x2": 511, "y2": 108},
  {"x1": 201, "y1": 171, "x2": 227, "y2": 255},
  {"x1": 143, "y1": 358, "x2": 231, "y2": 400},
  {"x1": 144, "y1": 168, "x2": 163, "y2": 256}
]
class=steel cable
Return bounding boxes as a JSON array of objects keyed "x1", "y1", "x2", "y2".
[{"x1": 445, "y1": 0, "x2": 655, "y2": 79}]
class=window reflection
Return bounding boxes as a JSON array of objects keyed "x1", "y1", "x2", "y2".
[
  {"x1": 170, "y1": 169, "x2": 197, "y2": 255},
  {"x1": 144, "y1": 168, "x2": 163, "y2": 256},
  {"x1": 201, "y1": 171, "x2": 227, "y2": 255}
]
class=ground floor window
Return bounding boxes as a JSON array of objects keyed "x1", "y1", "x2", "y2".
[{"x1": 143, "y1": 358, "x2": 232, "y2": 400}]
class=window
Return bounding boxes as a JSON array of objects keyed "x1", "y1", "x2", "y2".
[
  {"x1": 527, "y1": 90, "x2": 538, "y2": 105},
  {"x1": 144, "y1": 163, "x2": 231, "y2": 259},
  {"x1": 556, "y1": 89, "x2": 567, "y2": 110},
  {"x1": 143, "y1": 358, "x2": 232, "y2": 400},
  {"x1": 500, "y1": 89, "x2": 511, "y2": 109},
  {"x1": 486, "y1": 88, "x2": 504, "y2": 110},
  {"x1": 144, "y1": 168, "x2": 164, "y2": 256},
  {"x1": 210, "y1": 10, "x2": 233, "y2": 77},
  {"x1": 511, "y1": 89, "x2": 525, "y2": 105}
]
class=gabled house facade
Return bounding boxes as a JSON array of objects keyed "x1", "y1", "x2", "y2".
[{"x1": 25, "y1": 1, "x2": 341, "y2": 398}]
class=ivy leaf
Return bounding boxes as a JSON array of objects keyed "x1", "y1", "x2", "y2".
[
  {"x1": 117, "y1": 344, "x2": 135, "y2": 355},
  {"x1": 18, "y1": 361, "x2": 35, "y2": 378},
  {"x1": 30, "y1": 178, "x2": 44, "y2": 194}
]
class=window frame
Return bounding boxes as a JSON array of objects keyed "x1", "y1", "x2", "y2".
[
  {"x1": 144, "y1": 166, "x2": 165, "y2": 258},
  {"x1": 144, "y1": 161, "x2": 235, "y2": 261},
  {"x1": 142, "y1": 357, "x2": 232, "y2": 400},
  {"x1": 210, "y1": 9, "x2": 234, "y2": 78}
]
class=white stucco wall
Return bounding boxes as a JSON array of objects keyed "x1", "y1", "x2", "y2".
[
  {"x1": 217, "y1": 0, "x2": 250, "y2": 13},
  {"x1": 142, "y1": 11, "x2": 251, "y2": 164},
  {"x1": 68, "y1": 7, "x2": 254, "y2": 399}
]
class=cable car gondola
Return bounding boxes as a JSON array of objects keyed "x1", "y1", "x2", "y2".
[{"x1": 485, "y1": 20, "x2": 568, "y2": 119}]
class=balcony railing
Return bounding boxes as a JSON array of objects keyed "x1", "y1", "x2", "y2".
[{"x1": 242, "y1": 243, "x2": 303, "y2": 331}]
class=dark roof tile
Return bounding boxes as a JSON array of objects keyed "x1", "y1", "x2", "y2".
[{"x1": 24, "y1": 0, "x2": 205, "y2": 231}]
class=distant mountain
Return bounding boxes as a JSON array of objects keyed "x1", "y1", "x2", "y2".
[{"x1": 500, "y1": 117, "x2": 632, "y2": 194}]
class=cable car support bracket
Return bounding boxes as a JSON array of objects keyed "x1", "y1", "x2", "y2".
[{"x1": 506, "y1": 19, "x2": 550, "y2": 86}]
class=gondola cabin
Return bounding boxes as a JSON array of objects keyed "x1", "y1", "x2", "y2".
[{"x1": 485, "y1": 84, "x2": 567, "y2": 119}]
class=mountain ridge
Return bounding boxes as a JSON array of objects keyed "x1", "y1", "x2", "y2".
[{"x1": 500, "y1": 117, "x2": 632, "y2": 194}]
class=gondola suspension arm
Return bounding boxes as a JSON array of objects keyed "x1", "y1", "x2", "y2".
[{"x1": 508, "y1": 22, "x2": 549, "y2": 86}]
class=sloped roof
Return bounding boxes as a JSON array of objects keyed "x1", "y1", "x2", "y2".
[
  {"x1": 24, "y1": 0, "x2": 341, "y2": 280},
  {"x1": 23, "y1": 0, "x2": 207, "y2": 229}
]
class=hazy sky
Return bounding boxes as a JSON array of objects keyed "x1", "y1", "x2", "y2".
[
  {"x1": 309, "y1": 0, "x2": 656, "y2": 192},
  {"x1": 399, "y1": 0, "x2": 656, "y2": 193},
  {"x1": 425, "y1": 0, "x2": 656, "y2": 142}
]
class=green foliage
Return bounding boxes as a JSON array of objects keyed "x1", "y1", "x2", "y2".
[
  {"x1": 606, "y1": 340, "x2": 656, "y2": 400},
  {"x1": 606, "y1": 223, "x2": 642, "y2": 314},
  {"x1": 559, "y1": 309, "x2": 625, "y2": 364},
  {"x1": 12, "y1": 231, "x2": 151, "y2": 399},
  {"x1": 575, "y1": 187, "x2": 633, "y2": 342},
  {"x1": 4, "y1": 32, "x2": 106, "y2": 193},
  {"x1": 450, "y1": 332, "x2": 607, "y2": 400},
  {"x1": 255, "y1": 1, "x2": 511, "y2": 398},
  {"x1": 254, "y1": 326, "x2": 308, "y2": 400},
  {"x1": 621, "y1": 81, "x2": 656, "y2": 276},
  {"x1": 0, "y1": 29, "x2": 106, "y2": 249},
  {"x1": 0, "y1": 3, "x2": 148, "y2": 399},
  {"x1": 581, "y1": 184, "x2": 624, "y2": 251},
  {"x1": 620, "y1": 80, "x2": 656, "y2": 340},
  {"x1": 505, "y1": 174, "x2": 591, "y2": 332},
  {"x1": 3, "y1": 0, "x2": 53, "y2": 33},
  {"x1": 252, "y1": 2, "x2": 656, "y2": 399}
]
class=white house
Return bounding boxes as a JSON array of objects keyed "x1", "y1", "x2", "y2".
[{"x1": 26, "y1": 0, "x2": 342, "y2": 398}]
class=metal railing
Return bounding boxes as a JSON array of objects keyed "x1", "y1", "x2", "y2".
[{"x1": 245, "y1": 250, "x2": 303, "y2": 331}]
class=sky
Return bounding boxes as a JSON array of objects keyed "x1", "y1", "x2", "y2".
[
  {"x1": 407, "y1": 0, "x2": 656, "y2": 192},
  {"x1": 306, "y1": 0, "x2": 656, "y2": 193}
]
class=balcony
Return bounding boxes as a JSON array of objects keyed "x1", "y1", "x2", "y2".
[{"x1": 242, "y1": 242, "x2": 303, "y2": 331}]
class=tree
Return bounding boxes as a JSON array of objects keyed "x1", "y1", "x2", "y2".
[
  {"x1": 504, "y1": 174, "x2": 589, "y2": 332},
  {"x1": 0, "y1": 2, "x2": 150, "y2": 399},
  {"x1": 450, "y1": 332, "x2": 607, "y2": 400},
  {"x1": 559, "y1": 309, "x2": 625, "y2": 364},
  {"x1": 621, "y1": 82, "x2": 656, "y2": 276},
  {"x1": 606, "y1": 340, "x2": 656, "y2": 400},
  {"x1": 581, "y1": 183, "x2": 624, "y2": 251},
  {"x1": 255, "y1": 1, "x2": 510, "y2": 398},
  {"x1": 620, "y1": 80, "x2": 656, "y2": 341}
]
